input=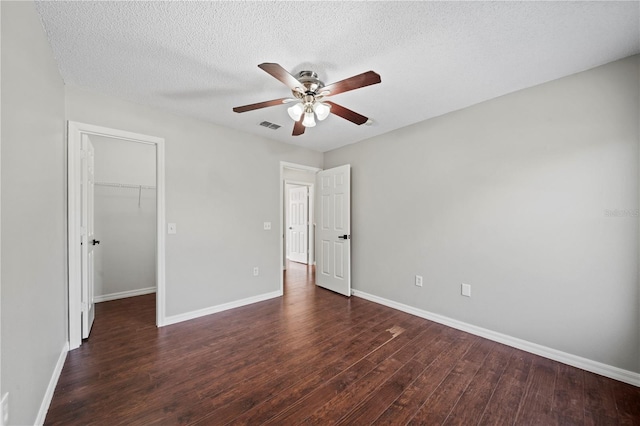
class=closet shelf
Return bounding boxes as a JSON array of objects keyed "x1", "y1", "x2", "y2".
[{"x1": 94, "y1": 181, "x2": 156, "y2": 190}]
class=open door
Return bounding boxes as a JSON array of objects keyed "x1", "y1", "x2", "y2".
[
  {"x1": 69, "y1": 122, "x2": 166, "y2": 350},
  {"x1": 288, "y1": 185, "x2": 308, "y2": 264},
  {"x1": 316, "y1": 165, "x2": 351, "y2": 296},
  {"x1": 81, "y1": 134, "x2": 97, "y2": 338}
]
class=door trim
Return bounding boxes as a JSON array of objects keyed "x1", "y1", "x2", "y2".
[
  {"x1": 279, "y1": 162, "x2": 321, "y2": 294},
  {"x1": 68, "y1": 121, "x2": 166, "y2": 350}
]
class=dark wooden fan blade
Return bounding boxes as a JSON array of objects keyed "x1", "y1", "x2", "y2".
[
  {"x1": 324, "y1": 101, "x2": 368, "y2": 125},
  {"x1": 232, "y1": 98, "x2": 289, "y2": 113},
  {"x1": 292, "y1": 116, "x2": 305, "y2": 136},
  {"x1": 322, "y1": 71, "x2": 381, "y2": 97},
  {"x1": 258, "y1": 63, "x2": 302, "y2": 92}
]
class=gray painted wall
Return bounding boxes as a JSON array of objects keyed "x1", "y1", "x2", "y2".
[
  {"x1": 1, "y1": 2, "x2": 68, "y2": 424},
  {"x1": 283, "y1": 168, "x2": 316, "y2": 185},
  {"x1": 325, "y1": 55, "x2": 640, "y2": 373},
  {"x1": 92, "y1": 136, "x2": 157, "y2": 298},
  {"x1": 65, "y1": 86, "x2": 324, "y2": 317}
]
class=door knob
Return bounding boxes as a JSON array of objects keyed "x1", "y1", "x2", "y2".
[
  {"x1": 289, "y1": 227, "x2": 293, "y2": 230},
  {"x1": 338, "y1": 235, "x2": 350, "y2": 240},
  {"x1": 91, "y1": 239, "x2": 100, "y2": 245}
]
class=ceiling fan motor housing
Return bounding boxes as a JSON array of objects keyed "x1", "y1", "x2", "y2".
[{"x1": 294, "y1": 71, "x2": 325, "y2": 97}]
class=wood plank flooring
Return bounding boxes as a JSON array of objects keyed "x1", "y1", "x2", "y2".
[{"x1": 46, "y1": 262, "x2": 640, "y2": 425}]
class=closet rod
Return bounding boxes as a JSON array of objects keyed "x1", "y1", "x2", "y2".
[{"x1": 94, "y1": 181, "x2": 156, "y2": 190}]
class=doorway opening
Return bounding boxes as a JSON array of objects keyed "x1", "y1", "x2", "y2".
[
  {"x1": 280, "y1": 162, "x2": 321, "y2": 294},
  {"x1": 279, "y1": 162, "x2": 352, "y2": 297},
  {"x1": 285, "y1": 182, "x2": 313, "y2": 265},
  {"x1": 91, "y1": 136, "x2": 157, "y2": 304},
  {"x1": 68, "y1": 122, "x2": 166, "y2": 350}
]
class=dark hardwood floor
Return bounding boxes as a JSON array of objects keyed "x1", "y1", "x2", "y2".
[{"x1": 46, "y1": 262, "x2": 639, "y2": 425}]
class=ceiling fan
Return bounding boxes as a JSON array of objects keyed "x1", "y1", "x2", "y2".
[{"x1": 233, "y1": 63, "x2": 381, "y2": 136}]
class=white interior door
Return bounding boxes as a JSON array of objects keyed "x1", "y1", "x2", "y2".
[
  {"x1": 316, "y1": 165, "x2": 351, "y2": 296},
  {"x1": 81, "y1": 135, "x2": 97, "y2": 339},
  {"x1": 288, "y1": 186, "x2": 308, "y2": 264}
]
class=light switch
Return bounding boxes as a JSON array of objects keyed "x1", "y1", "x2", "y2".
[
  {"x1": 461, "y1": 283, "x2": 471, "y2": 297},
  {"x1": 264, "y1": 222, "x2": 271, "y2": 230},
  {"x1": 168, "y1": 223, "x2": 176, "y2": 234}
]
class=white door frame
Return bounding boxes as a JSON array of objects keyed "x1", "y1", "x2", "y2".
[
  {"x1": 285, "y1": 181, "x2": 314, "y2": 265},
  {"x1": 280, "y1": 162, "x2": 321, "y2": 293},
  {"x1": 68, "y1": 121, "x2": 166, "y2": 350}
]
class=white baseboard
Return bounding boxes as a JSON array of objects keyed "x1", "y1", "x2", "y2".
[
  {"x1": 35, "y1": 342, "x2": 69, "y2": 425},
  {"x1": 94, "y1": 287, "x2": 156, "y2": 303},
  {"x1": 162, "y1": 290, "x2": 282, "y2": 327},
  {"x1": 353, "y1": 289, "x2": 640, "y2": 387}
]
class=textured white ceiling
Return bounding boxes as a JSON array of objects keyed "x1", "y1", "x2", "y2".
[{"x1": 35, "y1": 1, "x2": 639, "y2": 152}]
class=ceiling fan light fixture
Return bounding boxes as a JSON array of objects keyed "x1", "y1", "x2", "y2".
[
  {"x1": 302, "y1": 110, "x2": 316, "y2": 127},
  {"x1": 313, "y1": 102, "x2": 331, "y2": 121},
  {"x1": 287, "y1": 103, "x2": 303, "y2": 121},
  {"x1": 233, "y1": 63, "x2": 381, "y2": 136}
]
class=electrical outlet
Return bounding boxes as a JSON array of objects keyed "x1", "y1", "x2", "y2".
[
  {"x1": 253, "y1": 267, "x2": 259, "y2": 276},
  {"x1": 461, "y1": 283, "x2": 471, "y2": 297},
  {"x1": 1, "y1": 392, "x2": 9, "y2": 426},
  {"x1": 415, "y1": 275, "x2": 423, "y2": 287},
  {"x1": 263, "y1": 222, "x2": 271, "y2": 230}
]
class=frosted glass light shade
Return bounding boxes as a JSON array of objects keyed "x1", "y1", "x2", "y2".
[
  {"x1": 314, "y1": 102, "x2": 331, "y2": 121},
  {"x1": 287, "y1": 103, "x2": 303, "y2": 121},
  {"x1": 302, "y1": 111, "x2": 316, "y2": 127}
]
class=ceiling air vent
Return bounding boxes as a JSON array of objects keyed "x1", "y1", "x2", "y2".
[{"x1": 259, "y1": 121, "x2": 281, "y2": 130}]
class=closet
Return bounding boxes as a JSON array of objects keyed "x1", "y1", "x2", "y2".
[{"x1": 92, "y1": 136, "x2": 157, "y2": 303}]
